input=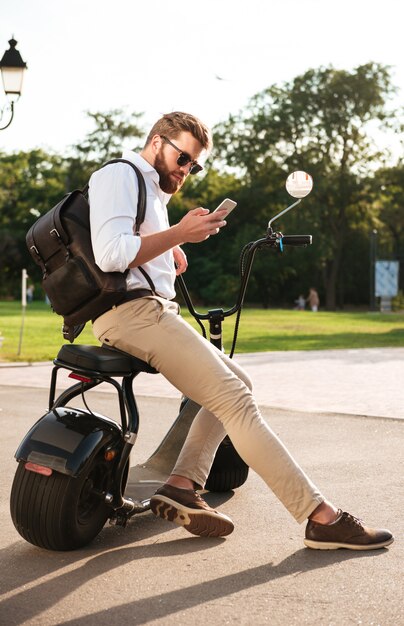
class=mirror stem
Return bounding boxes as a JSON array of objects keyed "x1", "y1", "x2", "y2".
[{"x1": 268, "y1": 199, "x2": 301, "y2": 230}]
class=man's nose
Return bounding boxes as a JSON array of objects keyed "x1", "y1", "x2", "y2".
[{"x1": 179, "y1": 163, "x2": 192, "y2": 175}]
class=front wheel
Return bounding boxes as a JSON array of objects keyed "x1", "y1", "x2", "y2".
[
  {"x1": 205, "y1": 436, "x2": 249, "y2": 492},
  {"x1": 10, "y1": 453, "x2": 112, "y2": 551}
]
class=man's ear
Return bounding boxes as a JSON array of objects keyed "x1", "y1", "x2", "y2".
[{"x1": 150, "y1": 134, "x2": 163, "y2": 155}]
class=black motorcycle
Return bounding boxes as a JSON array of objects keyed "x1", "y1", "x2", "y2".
[{"x1": 10, "y1": 171, "x2": 313, "y2": 550}]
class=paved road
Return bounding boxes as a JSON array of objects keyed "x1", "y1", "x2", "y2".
[
  {"x1": 1, "y1": 347, "x2": 403, "y2": 419},
  {"x1": 0, "y1": 348, "x2": 403, "y2": 625}
]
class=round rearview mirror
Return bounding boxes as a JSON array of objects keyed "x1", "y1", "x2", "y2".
[{"x1": 286, "y1": 171, "x2": 313, "y2": 198}]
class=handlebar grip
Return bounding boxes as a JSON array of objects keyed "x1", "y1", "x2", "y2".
[{"x1": 281, "y1": 235, "x2": 312, "y2": 247}]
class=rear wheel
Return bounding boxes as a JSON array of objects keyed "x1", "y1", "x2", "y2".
[
  {"x1": 206, "y1": 436, "x2": 249, "y2": 492},
  {"x1": 10, "y1": 453, "x2": 112, "y2": 550}
]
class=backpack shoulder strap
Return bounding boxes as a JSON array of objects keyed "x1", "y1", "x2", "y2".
[
  {"x1": 83, "y1": 158, "x2": 147, "y2": 234},
  {"x1": 83, "y1": 157, "x2": 158, "y2": 296}
]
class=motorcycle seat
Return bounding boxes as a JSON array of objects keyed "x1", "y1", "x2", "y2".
[{"x1": 55, "y1": 344, "x2": 158, "y2": 376}]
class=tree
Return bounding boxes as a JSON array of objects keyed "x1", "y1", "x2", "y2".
[
  {"x1": 73, "y1": 109, "x2": 145, "y2": 161},
  {"x1": 0, "y1": 150, "x2": 66, "y2": 296},
  {"x1": 0, "y1": 109, "x2": 146, "y2": 298},
  {"x1": 369, "y1": 164, "x2": 404, "y2": 293},
  {"x1": 168, "y1": 169, "x2": 247, "y2": 305},
  {"x1": 371, "y1": 165, "x2": 404, "y2": 254},
  {"x1": 65, "y1": 109, "x2": 146, "y2": 190},
  {"x1": 214, "y1": 63, "x2": 400, "y2": 309}
]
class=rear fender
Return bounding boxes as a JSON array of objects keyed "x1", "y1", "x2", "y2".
[{"x1": 15, "y1": 407, "x2": 122, "y2": 477}]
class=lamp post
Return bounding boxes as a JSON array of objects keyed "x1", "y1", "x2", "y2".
[
  {"x1": 0, "y1": 37, "x2": 27, "y2": 131},
  {"x1": 369, "y1": 228, "x2": 378, "y2": 311}
]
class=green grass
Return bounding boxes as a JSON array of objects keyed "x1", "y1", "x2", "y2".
[{"x1": 1, "y1": 301, "x2": 404, "y2": 362}]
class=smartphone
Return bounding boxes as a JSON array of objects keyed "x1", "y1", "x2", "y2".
[{"x1": 212, "y1": 198, "x2": 237, "y2": 217}]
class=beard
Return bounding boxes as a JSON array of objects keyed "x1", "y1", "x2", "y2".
[{"x1": 154, "y1": 150, "x2": 186, "y2": 194}]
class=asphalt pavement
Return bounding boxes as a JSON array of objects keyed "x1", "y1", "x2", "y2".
[
  {"x1": 1, "y1": 346, "x2": 403, "y2": 419},
  {"x1": 0, "y1": 347, "x2": 403, "y2": 625}
]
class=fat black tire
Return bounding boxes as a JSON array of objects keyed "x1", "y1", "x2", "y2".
[
  {"x1": 10, "y1": 454, "x2": 112, "y2": 551},
  {"x1": 205, "y1": 436, "x2": 249, "y2": 492}
]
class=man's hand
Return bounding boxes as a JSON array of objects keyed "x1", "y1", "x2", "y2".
[
  {"x1": 177, "y1": 207, "x2": 227, "y2": 243},
  {"x1": 173, "y1": 246, "x2": 188, "y2": 275},
  {"x1": 129, "y1": 208, "x2": 227, "y2": 269}
]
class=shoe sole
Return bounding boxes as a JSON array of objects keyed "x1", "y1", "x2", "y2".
[
  {"x1": 304, "y1": 537, "x2": 394, "y2": 550},
  {"x1": 150, "y1": 495, "x2": 234, "y2": 537}
]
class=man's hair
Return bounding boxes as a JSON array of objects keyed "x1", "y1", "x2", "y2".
[{"x1": 144, "y1": 111, "x2": 212, "y2": 151}]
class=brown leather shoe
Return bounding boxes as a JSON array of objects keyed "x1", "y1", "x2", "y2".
[
  {"x1": 150, "y1": 484, "x2": 234, "y2": 537},
  {"x1": 304, "y1": 509, "x2": 394, "y2": 550}
]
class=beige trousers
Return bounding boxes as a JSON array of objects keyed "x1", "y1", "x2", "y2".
[{"x1": 92, "y1": 296, "x2": 324, "y2": 523}]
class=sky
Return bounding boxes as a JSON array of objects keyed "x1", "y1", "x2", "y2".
[{"x1": 1, "y1": 0, "x2": 404, "y2": 156}]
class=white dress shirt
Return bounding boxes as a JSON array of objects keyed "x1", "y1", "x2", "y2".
[{"x1": 89, "y1": 150, "x2": 176, "y2": 300}]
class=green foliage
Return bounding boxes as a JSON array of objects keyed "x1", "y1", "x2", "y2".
[
  {"x1": 392, "y1": 290, "x2": 404, "y2": 311},
  {"x1": 1, "y1": 66, "x2": 403, "y2": 310},
  {"x1": 0, "y1": 150, "x2": 67, "y2": 296},
  {"x1": 214, "y1": 63, "x2": 400, "y2": 309},
  {"x1": 0, "y1": 109, "x2": 145, "y2": 296},
  {"x1": 73, "y1": 109, "x2": 145, "y2": 162},
  {"x1": 66, "y1": 109, "x2": 146, "y2": 189},
  {"x1": 370, "y1": 164, "x2": 404, "y2": 262}
]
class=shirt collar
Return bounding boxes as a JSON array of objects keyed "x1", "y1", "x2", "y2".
[
  {"x1": 121, "y1": 149, "x2": 172, "y2": 203},
  {"x1": 121, "y1": 149, "x2": 156, "y2": 175}
]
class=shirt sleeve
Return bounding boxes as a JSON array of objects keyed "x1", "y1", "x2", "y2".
[{"x1": 89, "y1": 163, "x2": 142, "y2": 273}]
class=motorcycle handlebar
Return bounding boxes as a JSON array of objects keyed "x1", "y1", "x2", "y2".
[
  {"x1": 176, "y1": 232, "x2": 313, "y2": 322},
  {"x1": 281, "y1": 235, "x2": 312, "y2": 247}
]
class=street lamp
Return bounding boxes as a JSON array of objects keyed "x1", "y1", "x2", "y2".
[
  {"x1": 0, "y1": 37, "x2": 27, "y2": 131},
  {"x1": 369, "y1": 228, "x2": 378, "y2": 311}
]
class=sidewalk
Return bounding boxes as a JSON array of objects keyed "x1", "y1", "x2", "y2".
[{"x1": 0, "y1": 346, "x2": 403, "y2": 419}]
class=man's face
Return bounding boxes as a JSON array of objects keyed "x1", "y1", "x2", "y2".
[{"x1": 154, "y1": 131, "x2": 204, "y2": 194}]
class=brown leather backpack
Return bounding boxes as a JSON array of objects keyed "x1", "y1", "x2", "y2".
[{"x1": 26, "y1": 159, "x2": 151, "y2": 341}]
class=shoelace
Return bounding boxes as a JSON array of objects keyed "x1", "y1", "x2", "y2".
[{"x1": 342, "y1": 512, "x2": 364, "y2": 528}]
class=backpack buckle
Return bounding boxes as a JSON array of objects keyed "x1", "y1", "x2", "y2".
[{"x1": 50, "y1": 228, "x2": 61, "y2": 239}]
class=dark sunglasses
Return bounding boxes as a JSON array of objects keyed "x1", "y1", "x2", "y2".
[{"x1": 161, "y1": 135, "x2": 203, "y2": 175}]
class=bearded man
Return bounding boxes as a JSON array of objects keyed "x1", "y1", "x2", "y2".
[{"x1": 89, "y1": 111, "x2": 393, "y2": 550}]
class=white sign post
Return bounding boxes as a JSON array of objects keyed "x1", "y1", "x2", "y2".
[
  {"x1": 375, "y1": 260, "x2": 399, "y2": 312},
  {"x1": 17, "y1": 268, "x2": 28, "y2": 356}
]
